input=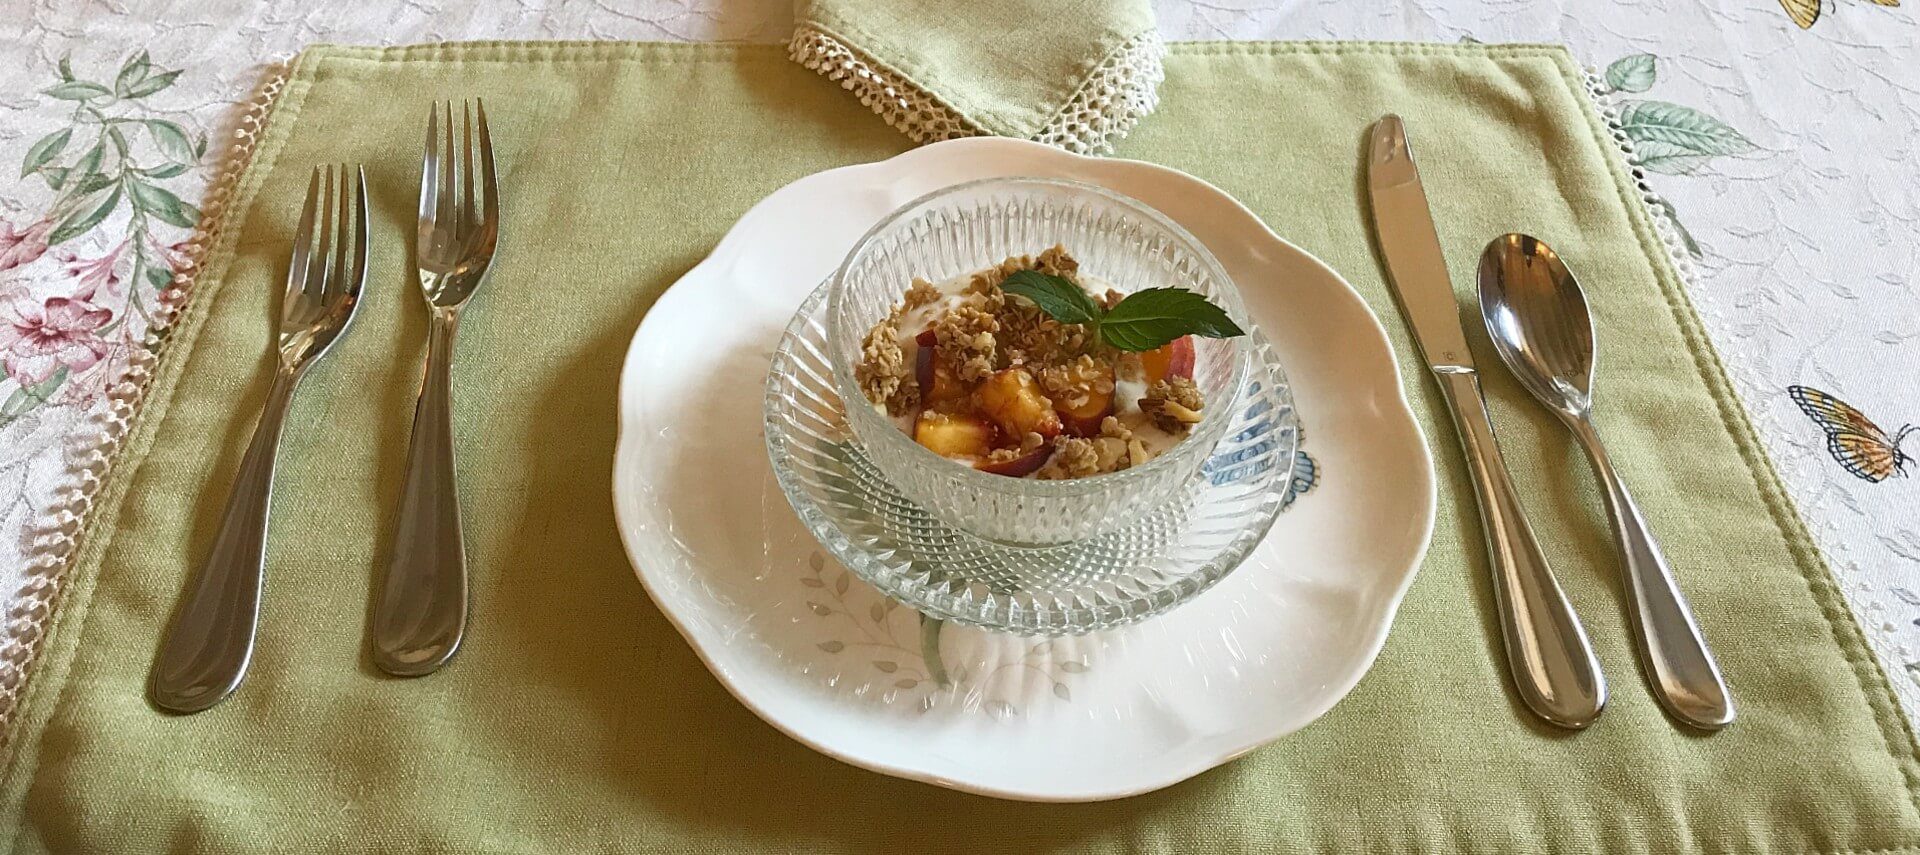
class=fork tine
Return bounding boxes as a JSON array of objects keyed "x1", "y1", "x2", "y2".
[
  {"x1": 461, "y1": 100, "x2": 476, "y2": 235},
  {"x1": 285, "y1": 167, "x2": 321, "y2": 315},
  {"x1": 419, "y1": 103, "x2": 439, "y2": 245},
  {"x1": 329, "y1": 162, "x2": 351, "y2": 301},
  {"x1": 350, "y1": 166, "x2": 370, "y2": 299},
  {"x1": 476, "y1": 98, "x2": 498, "y2": 229},
  {"x1": 440, "y1": 100, "x2": 457, "y2": 243},
  {"x1": 309, "y1": 164, "x2": 335, "y2": 301}
]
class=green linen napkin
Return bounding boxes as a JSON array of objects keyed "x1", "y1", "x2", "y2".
[
  {"x1": 790, "y1": 0, "x2": 1162, "y2": 152},
  {"x1": 3, "y1": 41, "x2": 1918, "y2": 853}
]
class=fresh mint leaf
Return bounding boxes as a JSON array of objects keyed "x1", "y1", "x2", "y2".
[
  {"x1": 1002, "y1": 270, "x2": 1101, "y2": 326},
  {"x1": 1100, "y1": 287, "x2": 1245, "y2": 351}
]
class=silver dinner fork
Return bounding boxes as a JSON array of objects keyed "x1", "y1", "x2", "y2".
[
  {"x1": 370, "y1": 100, "x2": 497, "y2": 677},
  {"x1": 151, "y1": 165, "x2": 368, "y2": 714}
]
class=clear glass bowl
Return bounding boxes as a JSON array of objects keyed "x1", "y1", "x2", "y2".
[
  {"x1": 827, "y1": 178, "x2": 1253, "y2": 545},
  {"x1": 767, "y1": 282, "x2": 1300, "y2": 635}
]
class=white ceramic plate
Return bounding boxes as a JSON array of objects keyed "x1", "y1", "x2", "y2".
[{"x1": 611, "y1": 137, "x2": 1436, "y2": 802}]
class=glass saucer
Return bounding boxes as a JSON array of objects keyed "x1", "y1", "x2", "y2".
[{"x1": 764, "y1": 282, "x2": 1300, "y2": 636}]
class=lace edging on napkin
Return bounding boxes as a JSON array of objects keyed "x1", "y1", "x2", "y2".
[{"x1": 789, "y1": 23, "x2": 1165, "y2": 154}]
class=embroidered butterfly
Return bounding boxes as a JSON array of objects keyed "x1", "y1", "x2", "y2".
[
  {"x1": 1778, "y1": 0, "x2": 1900, "y2": 29},
  {"x1": 1788, "y1": 385, "x2": 1915, "y2": 482}
]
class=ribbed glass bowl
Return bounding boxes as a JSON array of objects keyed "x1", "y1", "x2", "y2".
[
  {"x1": 827, "y1": 177, "x2": 1252, "y2": 545},
  {"x1": 767, "y1": 282, "x2": 1299, "y2": 636}
]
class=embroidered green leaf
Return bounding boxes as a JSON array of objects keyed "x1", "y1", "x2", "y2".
[
  {"x1": 73, "y1": 141, "x2": 105, "y2": 175},
  {"x1": 144, "y1": 263, "x2": 173, "y2": 290},
  {"x1": 39, "y1": 167, "x2": 69, "y2": 190},
  {"x1": 1002, "y1": 270, "x2": 1101, "y2": 325},
  {"x1": 145, "y1": 120, "x2": 194, "y2": 164},
  {"x1": 22, "y1": 128, "x2": 72, "y2": 177},
  {"x1": 121, "y1": 69, "x2": 181, "y2": 100},
  {"x1": 141, "y1": 162, "x2": 188, "y2": 179},
  {"x1": 66, "y1": 172, "x2": 115, "y2": 198},
  {"x1": 114, "y1": 51, "x2": 151, "y2": 98},
  {"x1": 1618, "y1": 100, "x2": 1754, "y2": 161},
  {"x1": 1605, "y1": 54, "x2": 1657, "y2": 93},
  {"x1": 0, "y1": 367, "x2": 70, "y2": 422},
  {"x1": 57, "y1": 56, "x2": 74, "y2": 81},
  {"x1": 1100, "y1": 287, "x2": 1245, "y2": 351},
  {"x1": 42, "y1": 81, "x2": 111, "y2": 101},
  {"x1": 128, "y1": 180, "x2": 198, "y2": 228},
  {"x1": 1632, "y1": 139, "x2": 1713, "y2": 175},
  {"x1": 192, "y1": 134, "x2": 208, "y2": 159},
  {"x1": 49, "y1": 186, "x2": 121, "y2": 245},
  {"x1": 1052, "y1": 682, "x2": 1071, "y2": 701}
]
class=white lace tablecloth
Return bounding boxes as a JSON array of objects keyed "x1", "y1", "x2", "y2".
[{"x1": 2, "y1": 1, "x2": 1916, "y2": 723}]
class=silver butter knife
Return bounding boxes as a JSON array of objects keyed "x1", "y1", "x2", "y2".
[{"x1": 1365, "y1": 115, "x2": 1607, "y2": 729}]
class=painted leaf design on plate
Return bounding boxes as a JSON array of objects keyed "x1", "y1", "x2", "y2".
[
  {"x1": 1618, "y1": 101, "x2": 1754, "y2": 172},
  {"x1": 1605, "y1": 54, "x2": 1657, "y2": 93}
]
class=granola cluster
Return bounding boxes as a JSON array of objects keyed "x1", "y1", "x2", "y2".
[{"x1": 853, "y1": 246, "x2": 1207, "y2": 480}]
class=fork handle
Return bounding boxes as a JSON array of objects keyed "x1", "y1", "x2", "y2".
[
  {"x1": 151, "y1": 368, "x2": 299, "y2": 714},
  {"x1": 372, "y1": 310, "x2": 468, "y2": 676}
]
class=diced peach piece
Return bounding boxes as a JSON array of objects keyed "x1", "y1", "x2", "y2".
[
  {"x1": 913, "y1": 411, "x2": 996, "y2": 459},
  {"x1": 1056, "y1": 367, "x2": 1117, "y2": 438},
  {"x1": 1141, "y1": 336, "x2": 1196, "y2": 385},
  {"x1": 974, "y1": 368, "x2": 1061, "y2": 440},
  {"x1": 912, "y1": 329, "x2": 966, "y2": 408},
  {"x1": 975, "y1": 443, "x2": 1054, "y2": 477}
]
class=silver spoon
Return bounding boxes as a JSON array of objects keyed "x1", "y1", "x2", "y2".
[{"x1": 1477, "y1": 233, "x2": 1734, "y2": 730}]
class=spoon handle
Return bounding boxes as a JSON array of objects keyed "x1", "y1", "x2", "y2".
[
  {"x1": 1434, "y1": 370, "x2": 1608, "y2": 729},
  {"x1": 1568, "y1": 417, "x2": 1735, "y2": 730}
]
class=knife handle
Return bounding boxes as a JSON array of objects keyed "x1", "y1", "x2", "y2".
[{"x1": 1433, "y1": 369, "x2": 1607, "y2": 729}]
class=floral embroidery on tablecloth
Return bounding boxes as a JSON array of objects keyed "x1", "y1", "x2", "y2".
[{"x1": 1, "y1": 52, "x2": 203, "y2": 426}]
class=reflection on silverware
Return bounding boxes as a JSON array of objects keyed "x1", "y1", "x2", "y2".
[
  {"x1": 371, "y1": 99, "x2": 499, "y2": 677},
  {"x1": 151, "y1": 164, "x2": 369, "y2": 714},
  {"x1": 1478, "y1": 233, "x2": 1734, "y2": 730},
  {"x1": 1364, "y1": 115, "x2": 1606, "y2": 729}
]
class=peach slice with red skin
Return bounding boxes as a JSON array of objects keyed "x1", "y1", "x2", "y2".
[
  {"x1": 913, "y1": 411, "x2": 996, "y2": 459},
  {"x1": 1056, "y1": 366, "x2": 1117, "y2": 438},
  {"x1": 1140, "y1": 336, "x2": 1196, "y2": 385},
  {"x1": 975, "y1": 368, "x2": 1062, "y2": 440},
  {"x1": 912, "y1": 330, "x2": 966, "y2": 408},
  {"x1": 975, "y1": 443, "x2": 1055, "y2": 477}
]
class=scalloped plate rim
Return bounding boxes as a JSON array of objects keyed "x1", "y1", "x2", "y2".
[{"x1": 611, "y1": 137, "x2": 1437, "y2": 802}]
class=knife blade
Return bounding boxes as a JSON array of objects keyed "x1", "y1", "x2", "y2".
[{"x1": 1365, "y1": 114, "x2": 1608, "y2": 729}]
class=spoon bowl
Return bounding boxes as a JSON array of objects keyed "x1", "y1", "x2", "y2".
[{"x1": 1477, "y1": 234, "x2": 1595, "y2": 417}]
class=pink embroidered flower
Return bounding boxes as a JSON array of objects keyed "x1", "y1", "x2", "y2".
[
  {"x1": 0, "y1": 218, "x2": 54, "y2": 272},
  {"x1": 156, "y1": 238, "x2": 195, "y2": 276},
  {"x1": 55, "y1": 242, "x2": 125, "y2": 302},
  {"x1": 0, "y1": 295, "x2": 112, "y2": 387}
]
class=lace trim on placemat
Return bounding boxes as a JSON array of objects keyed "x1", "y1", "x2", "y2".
[
  {"x1": 789, "y1": 24, "x2": 1164, "y2": 154},
  {"x1": 1579, "y1": 67, "x2": 1702, "y2": 291},
  {"x1": 0, "y1": 64, "x2": 291, "y2": 742}
]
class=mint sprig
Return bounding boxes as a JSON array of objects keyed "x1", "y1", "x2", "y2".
[{"x1": 1001, "y1": 270, "x2": 1245, "y2": 352}]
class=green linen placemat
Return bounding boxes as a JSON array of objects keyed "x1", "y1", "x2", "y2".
[{"x1": 2, "y1": 41, "x2": 1916, "y2": 853}]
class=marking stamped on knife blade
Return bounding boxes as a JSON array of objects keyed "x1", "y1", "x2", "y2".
[{"x1": 1366, "y1": 115, "x2": 1476, "y2": 371}]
